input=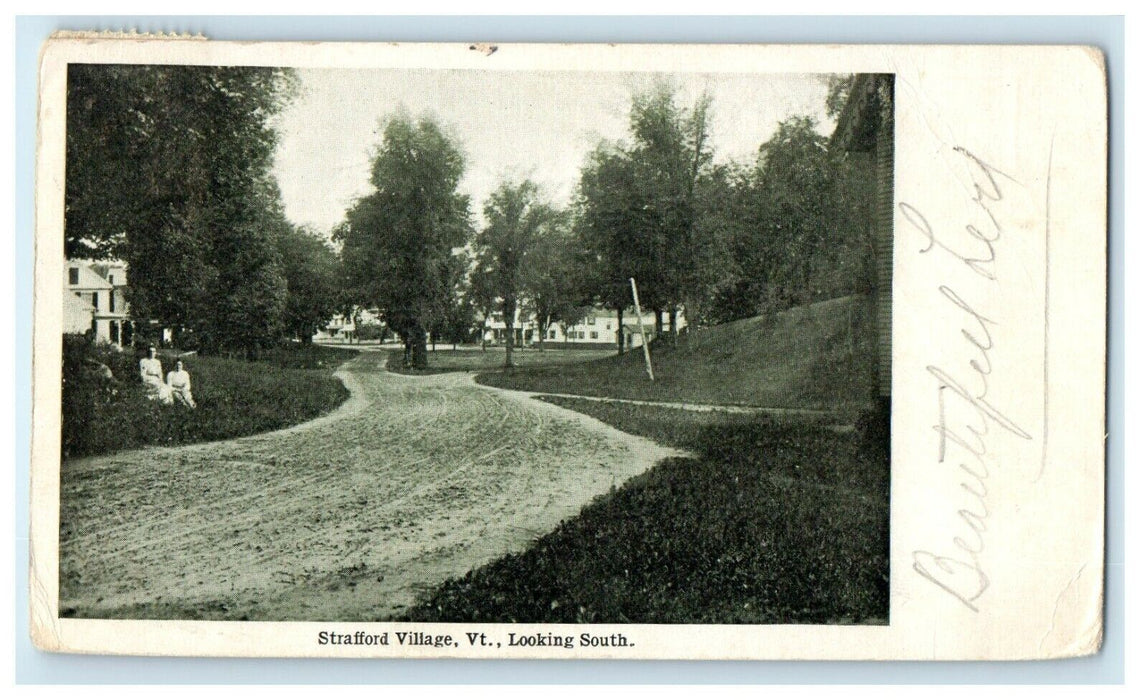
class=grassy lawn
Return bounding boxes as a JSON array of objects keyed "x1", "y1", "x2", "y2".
[
  {"x1": 400, "y1": 397, "x2": 889, "y2": 624},
  {"x1": 385, "y1": 345, "x2": 614, "y2": 375},
  {"x1": 477, "y1": 295, "x2": 873, "y2": 415},
  {"x1": 61, "y1": 337, "x2": 358, "y2": 459}
]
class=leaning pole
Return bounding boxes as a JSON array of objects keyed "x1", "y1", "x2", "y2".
[{"x1": 629, "y1": 278, "x2": 655, "y2": 382}]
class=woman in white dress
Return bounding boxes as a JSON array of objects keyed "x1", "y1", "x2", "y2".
[
  {"x1": 166, "y1": 359, "x2": 196, "y2": 408},
  {"x1": 139, "y1": 346, "x2": 173, "y2": 404}
]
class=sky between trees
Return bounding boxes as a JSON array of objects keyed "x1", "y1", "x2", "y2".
[{"x1": 272, "y1": 69, "x2": 836, "y2": 233}]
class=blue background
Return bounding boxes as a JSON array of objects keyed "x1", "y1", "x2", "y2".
[{"x1": 13, "y1": 14, "x2": 1125, "y2": 684}]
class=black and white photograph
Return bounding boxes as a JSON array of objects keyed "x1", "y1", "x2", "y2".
[
  {"x1": 30, "y1": 39, "x2": 1107, "y2": 660},
  {"x1": 56, "y1": 59, "x2": 893, "y2": 626}
]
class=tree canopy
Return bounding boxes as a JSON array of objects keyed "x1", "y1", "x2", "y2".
[
  {"x1": 473, "y1": 180, "x2": 561, "y2": 366},
  {"x1": 65, "y1": 64, "x2": 299, "y2": 356},
  {"x1": 334, "y1": 113, "x2": 472, "y2": 368},
  {"x1": 276, "y1": 226, "x2": 342, "y2": 344},
  {"x1": 574, "y1": 84, "x2": 718, "y2": 346}
]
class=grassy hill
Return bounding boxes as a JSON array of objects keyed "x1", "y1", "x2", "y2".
[
  {"x1": 478, "y1": 294, "x2": 875, "y2": 415},
  {"x1": 402, "y1": 295, "x2": 889, "y2": 625}
]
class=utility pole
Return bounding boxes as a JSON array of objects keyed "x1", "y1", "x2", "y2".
[{"x1": 630, "y1": 278, "x2": 655, "y2": 381}]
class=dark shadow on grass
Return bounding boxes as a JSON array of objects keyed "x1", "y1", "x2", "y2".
[{"x1": 397, "y1": 397, "x2": 890, "y2": 625}]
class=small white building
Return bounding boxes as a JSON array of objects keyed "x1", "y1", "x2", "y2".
[
  {"x1": 65, "y1": 259, "x2": 132, "y2": 347},
  {"x1": 317, "y1": 307, "x2": 395, "y2": 343},
  {"x1": 484, "y1": 306, "x2": 687, "y2": 350}
]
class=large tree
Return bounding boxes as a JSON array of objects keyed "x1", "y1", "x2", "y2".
[
  {"x1": 628, "y1": 85, "x2": 713, "y2": 337},
  {"x1": 575, "y1": 84, "x2": 715, "y2": 350},
  {"x1": 65, "y1": 64, "x2": 298, "y2": 355},
  {"x1": 473, "y1": 180, "x2": 559, "y2": 368},
  {"x1": 521, "y1": 212, "x2": 586, "y2": 351},
  {"x1": 276, "y1": 225, "x2": 342, "y2": 343},
  {"x1": 708, "y1": 114, "x2": 868, "y2": 323},
  {"x1": 467, "y1": 255, "x2": 499, "y2": 350},
  {"x1": 335, "y1": 113, "x2": 472, "y2": 369}
]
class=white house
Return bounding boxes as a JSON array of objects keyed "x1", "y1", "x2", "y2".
[
  {"x1": 317, "y1": 307, "x2": 396, "y2": 343},
  {"x1": 484, "y1": 306, "x2": 687, "y2": 350},
  {"x1": 65, "y1": 259, "x2": 133, "y2": 347}
]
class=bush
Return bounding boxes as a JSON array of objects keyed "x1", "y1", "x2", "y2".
[
  {"x1": 61, "y1": 335, "x2": 356, "y2": 460},
  {"x1": 355, "y1": 321, "x2": 387, "y2": 342}
]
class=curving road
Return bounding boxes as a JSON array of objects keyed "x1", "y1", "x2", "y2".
[{"x1": 58, "y1": 349, "x2": 680, "y2": 621}]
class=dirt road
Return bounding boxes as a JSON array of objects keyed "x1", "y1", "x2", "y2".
[{"x1": 58, "y1": 350, "x2": 679, "y2": 620}]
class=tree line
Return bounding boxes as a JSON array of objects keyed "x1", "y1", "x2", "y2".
[
  {"x1": 65, "y1": 64, "x2": 341, "y2": 358},
  {"x1": 338, "y1": 78, "x2": 870, "y2": 368},
  {"x1": 66, "y1": 67, "x2": 869, "y2": 369}
]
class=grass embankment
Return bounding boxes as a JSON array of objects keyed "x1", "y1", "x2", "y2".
[
  {"x1": 401, "y1": 397, "x2": 889, "y2": 624},
  {"x1": 402, "y1": 296, "x2": 887, "y2": 624},
  {"x1": 385, "y1": 346, "x2": 613, "y2": 375},
  {"x1": 61, "y1": 337, "x2": 357, "y2": 459},
  {"x1": 478, "y1": 295, "x2": 873, "y2": 414}
]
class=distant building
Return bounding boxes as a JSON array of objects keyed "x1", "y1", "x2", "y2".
[
  {"x1": 484, "y1": 306, "x2": 686, "y2": 350},
  {"x1": 64, "y1": 259, "x2": 133, "y2": 347},
  {"x1": 317, "y1": 307, "x2": 396, "y2": 343}
]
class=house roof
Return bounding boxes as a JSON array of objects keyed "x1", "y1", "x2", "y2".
[
  {"x1": 88, "y1": 261, "x2": 128, "y2": 285},
  {"x1": 66, "y1": 262, "x2": 113, "y2": 291}
]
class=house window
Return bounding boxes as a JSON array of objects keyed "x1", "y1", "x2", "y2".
[
  {"x1": 91, "y1": 292, "x2": 99, "y2": 310},
  {"x1": 109, "y1": 291, "x2": 116, "y2": 313},
  {"x1": 605, "y1": 322, "x2": 611, "y2": 330},
  {"x1": 587, "y1": 317, "x2": 596, "y2": 325},
  {"x1": 590, "y1": 331, "x2": 598, "y2": 339},
  {"x1": 68, "y1": 268, "x2": 78, "y2": 285},
  {"x1": 108, "y1": 274, "x2": 115, "y2": 285},
  {"x1": 549, "y1": 329, "x2": 556, "y2": 339}
]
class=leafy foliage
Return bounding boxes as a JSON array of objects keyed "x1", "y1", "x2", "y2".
[
  {"x1": 521, "y1": 214, "x2": 590, "y2": 347},
  {"x1": 473, "y1": 180, "x2": 561, "y2": 366},
  {"x1": 277, "y1": 226, "x2": 343, "y2": 343},
  {"x1": 707, "y1": 115, "x2": 870, "y2": 323},
  {"x1": 574, "y1": 84, "x2": 716, "y2": 342},
  {"x1": 822, "y1": 73, "x2": 855, "y2": 120},
  {"x1": 65, "y1": 64, "x2": 299, "y2": 356},
  {"x1": 335, "y1": 113, "x2": 472, "y2": 368}
]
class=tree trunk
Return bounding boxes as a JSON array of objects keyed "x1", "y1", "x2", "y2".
[
  {"x1": 410, "y1": 325, "x2": 428, "y2": 369},
  {"x1": 481, "y1": 312, "x2": 489, "y2": 351},
  {"x1": 538, "y1": 314, "x2": 550, "y2": 351},
  {"x1": 669, "y1": 308, "x2": 678, "y2": 346},
  {"x1": 504, "y1": 299, "x2": 516, "y2": 369},
  {"x1": 616, "y1": 307, "x2": 625, "y2": 356}
]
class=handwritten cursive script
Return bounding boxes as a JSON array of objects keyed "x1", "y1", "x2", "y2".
[{"x1": 903, "y1": 146, "x2": 1034, "y2": 613}]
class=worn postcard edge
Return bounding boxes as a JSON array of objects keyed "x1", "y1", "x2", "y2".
[{"x1": 29, "y1": 38, "x2": 1108, "y2": 660}]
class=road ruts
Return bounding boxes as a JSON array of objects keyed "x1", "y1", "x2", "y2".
[{"x1": 58, "y1": 350, "x2": 680, "y2": 621}]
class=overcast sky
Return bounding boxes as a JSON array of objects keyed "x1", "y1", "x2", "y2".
[{"x1": 272, "y1": 68, "x2": 837, "y2": 234}]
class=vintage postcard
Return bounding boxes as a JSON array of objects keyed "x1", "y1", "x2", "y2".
[{"x1": 29, "y1": 38, "x2": 1107, "y2": 659}]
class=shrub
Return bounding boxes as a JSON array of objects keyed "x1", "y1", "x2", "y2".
[{"x1": 60, "y1": 335, "x2": 355, "y2": 459}]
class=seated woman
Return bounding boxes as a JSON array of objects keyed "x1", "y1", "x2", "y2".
[
  {"x1": 139, "y1": 346, "x2": 173, "y2": 404},
  {"x1": 166, "y1": 359, "x2": 196, "y2": 409}
]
